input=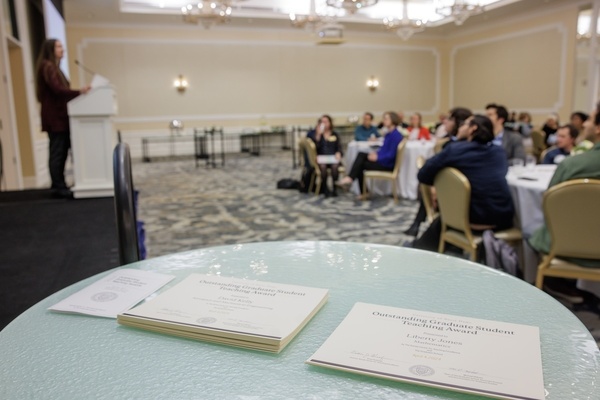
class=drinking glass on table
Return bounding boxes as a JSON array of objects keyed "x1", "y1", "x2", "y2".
[
  {"x1": 509, "y1": 158, "x2": 524, "y2": 167},
  {"x1": 525, "y1": 155, "x2": 537, "y2": 169}
]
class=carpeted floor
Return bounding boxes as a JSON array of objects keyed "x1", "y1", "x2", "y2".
[{"x1": 132, "y1": 151, "x2": 600, "y2": 345}]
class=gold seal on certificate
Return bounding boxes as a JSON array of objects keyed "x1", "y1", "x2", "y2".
[
  {"x1": 117, "y1": 274, "x2": 329, "y2": 353},
  {"x1": 307, "y1": 302, "x2": 544, "y2": 400}
]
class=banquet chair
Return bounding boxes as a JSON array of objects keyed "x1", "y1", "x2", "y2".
[
  {"x1": 362, "y1": 140, "x2": 407, "y2": 202},
  {"x1": 417, "y1": 155, "x2": 437, "y2": 224},
  {"x1": 535, "y1": 179, "x2": 600, "y2": 289},
  {"x1": 530, "y1": 130, "x2": 546, "y2": 162},
  {"x1": 434, "y1": 168, "x2": 522, "y2": 261},
  {"x1": 113, "y1": 142, "x2": 140, "y2": 265},
  {"x1": 434, "y1": 138, "x2": 449, "y2": 154},
  {"x1": 303, "y1": 138, "x2": 323, "y2": 196},
  {"x1": 539, "y1": 146, "x2": 556, "y2": 163}
]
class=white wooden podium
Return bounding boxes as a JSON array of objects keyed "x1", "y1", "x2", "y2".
[{"x1": 68, "y1": 86, "x2": 117, "y2": 199}]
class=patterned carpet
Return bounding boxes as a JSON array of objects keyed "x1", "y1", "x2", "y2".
[
  {"x1": 132, "y1": 150, "x2": 600, "y2": 345},
  {"x1": 133, "y1": 152, "x2": 418, "y2": 256}
]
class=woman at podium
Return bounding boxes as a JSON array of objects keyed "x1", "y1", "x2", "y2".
[{"x1": 36, "y1": 39, "x2": 90, "y2": 198}]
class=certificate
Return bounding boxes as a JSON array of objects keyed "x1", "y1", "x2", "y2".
[
  {"x1": 307, "y1": 303, "x2": 544, "y2": 400},
  {"x1": 118, "y1": 274, "x2": 329, "y2": 352},
  {"x1": 49, "y1": 268, "x2": 175, "y2": 318}
]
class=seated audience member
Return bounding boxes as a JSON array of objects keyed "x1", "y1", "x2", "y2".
[
  {"x1": 397, "y1": 111, "x2": 409, "y2": 129},
  {"x1": 309, "y1": 115, "x2": 343, "y2": 197},
  {"x1": 541, "y1": 124, "x2": 578, "y2": 165},
  {"x1": 485, "y1": 103, "x2": 526, "y2": 161},
  {"x1": 409, "y1": 115, "x2": 514, "y2": 251},
  {"x1": 354, "y1": 112, "x2": 380, "y2": 142},
  {"x1": 338, "y1": 111, "x2": 403, "y2": 196},
  {"x1": 404, "y1": 107, "x2": 474, "y2": 236},
  {"x1": 542, "y1": 113, "x2": 560, "y2": 145},
  {"x1": 434, "y1": 113, "x2": 448, "y2": 138},
  {"x1": 571, "y1": 111, "x2": 591, "y2": 144},
  {"x1": 407, "y1": 113, "x2": 431, "y2": 141},
  {"x1": 516, "y1": 112, "x2": 533, "y2": 136},
  {"x1": 529, "y1": 111, "x2": 600, "y2": 268}
]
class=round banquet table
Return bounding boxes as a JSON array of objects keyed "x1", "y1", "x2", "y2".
[
  {"x1": 1, "y1": 241, "x2": 598, "y2": 399},
  {"x1": 345, "y1": 140, "x2": 434, "y2": 200}
]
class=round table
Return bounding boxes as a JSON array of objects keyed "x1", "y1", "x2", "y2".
[
  {"x1": 345, "y1": 140, "x2": 435, "y2": 200},
  {"x1": 1, "y1": 242, "x2": 598, "y2": 399}
]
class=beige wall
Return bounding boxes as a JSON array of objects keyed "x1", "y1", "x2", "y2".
[
  {"x1": 446, "y1": 5, "x2": 580, "y2": 125},
  {"x1": 68, "y1": 26, "x2": 442, "y2": 132}
]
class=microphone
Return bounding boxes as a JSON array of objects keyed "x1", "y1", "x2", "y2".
[{"x1": 74, "y1": 60, "x2": 96, "y2": 76}]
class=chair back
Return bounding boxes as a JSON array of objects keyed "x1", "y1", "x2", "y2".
[
  {"x1": 434, "y1": 167, "x2": 471, "y2": 234},
  {"x1": 298, "y1": 137, "x2": 307, "y2": 168},
  {"x1": 530, "y1": 130, "x2": 546, "y2": 161},
  {"x1": 113, "y1": 143, "x2": 140, "y2": 265},
  {"x1": 543, "y1": 179, "x2": 600, "y2": 259},
  {"x1": 539, "y1": 146, "x2": 556, "y2": 163},
  {"x1": 391, "y1": 139, "x2": 407, "y2": 177},
  {"x1": 304, "y1": 138, "x2": 319, "y2": 171},
  {"x1": 434, "y1": 138, "x2": 449, "y2": 154}
]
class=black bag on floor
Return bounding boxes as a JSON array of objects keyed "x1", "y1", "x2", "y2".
[{"x1": 277, "y1": 178, "x2": 300, "y2": 190}]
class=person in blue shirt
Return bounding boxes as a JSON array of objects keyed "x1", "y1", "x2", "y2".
[
  {"x1": 410, "y1": 114, "x2": 515, "y2": 252},
  {"x1": 541, "y1": 124, "x2": 577, "y2": 165},
  {"x1": 338, "y1": 111, "x2": 403, "y2": 196},
  {"x1": 354, "y1": 112, "x2": 380, "y2": 141}
]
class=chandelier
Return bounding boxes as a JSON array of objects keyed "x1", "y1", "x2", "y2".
[
  {"x1": 383, "y1": 0, "x2": 425, "y2": 41},
  {"x1": 181, "y1": 1, "x2": 241, "y2": 29},
  {"x1": 290, "y1": 0, "x2": 337, "y2": 30},
  {"x1": 436, "y1": 0, "x2": 483, "y2": 26},
  {"x1": 325, "y1": 0, "x2": 378, "y2": 14}
]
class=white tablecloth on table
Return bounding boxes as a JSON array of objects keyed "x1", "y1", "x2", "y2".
[
  {"x1": 507, "y1": 165, "x2": 600, "y2": 296},
  {"x1": 344, "y1": 139, "x2": 435, "y2": 200},
  {"x1": 506, "y1": 165, "x2": 555, "y2": 283}
]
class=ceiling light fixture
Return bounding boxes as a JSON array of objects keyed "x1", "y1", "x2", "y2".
[
  {"x1": 182, "y1": 1, "x2": 245, "y2": 29},
  {"x1": 383, "y1": 0, "x2": 425, "y2": 41},
  {"x1": 435, "y1": 0, "x2": 484, "y2": 26},
  {"x1": 290, "y1": 0, "x2": 337, "y2": 30},
  {"x1": 325, "y1": 0, "x2": 378, "y2": 15}
]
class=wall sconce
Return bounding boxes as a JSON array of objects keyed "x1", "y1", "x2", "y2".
[
  {"x1": 174, "y1": 74, "x2": 188, "y2": 92},
  {"x1": 366, "y1": 76, "x2": 379, "y2": 91}
]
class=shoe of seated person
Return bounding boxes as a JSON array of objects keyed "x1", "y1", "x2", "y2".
[{"x1": 543, "y1": 278, "x2": 585, "y2": 304}]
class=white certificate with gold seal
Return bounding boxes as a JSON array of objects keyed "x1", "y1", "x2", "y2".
[{"x1": 307, "y1": 302, "x2": 544, "y2": 400}]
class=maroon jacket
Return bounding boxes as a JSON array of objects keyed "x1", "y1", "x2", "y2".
[{"x1": 38, "y1": 60, "x2": 81, "y2": 132}]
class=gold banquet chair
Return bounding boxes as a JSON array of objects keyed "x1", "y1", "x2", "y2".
[
  {"x1": 434, "y1": 167, "x2": 522, "y2": 261},
  {"x1": 417, "y1": 155, "x2": 438, "y2": 224},
  {"x1": 302, "y1": 138, "x2": 323, "y2": 196},
  {"x1": 535, "y1": 179, "x2": 600, "y2": 289},
  {"x1": 538, "y1": 146, "x2": 556, "y2": 164},
  {"x1": 530, "y1": 130, "x2": 546, "y2": 162},
  {"x1": 362, "y1": 140, "x2": 407, "y2": 203}
]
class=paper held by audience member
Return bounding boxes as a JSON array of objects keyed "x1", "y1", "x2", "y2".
[
  {"x1": 317, "y1": 155, "x2": 339, "y2": 165},
  {"x1": 49, "y1": 269, "x2": 175, "y2": 318},
  {"x1": 90, "y1": 74, "x2": 110, "y2": 89}
]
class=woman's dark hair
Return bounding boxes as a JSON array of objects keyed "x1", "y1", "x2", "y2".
[
  {"x1": 570, "y1": 111, "x2": 589, "y2": 123},
  {"x1": 448, "y1": 107, "x2": 472, "y2": 137},
  {"x1": 319, "y1": 114, "x2": 334, "y2": 131},
  {"x1": 469, "y1": 115, "x2": 495, "y2": 144},
  {"x1": 35, "y1": 39, "x2": 63, "y2": 101},
  {"x1": 384, "y1": 111, "x2": 400, "y2": 127}
]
